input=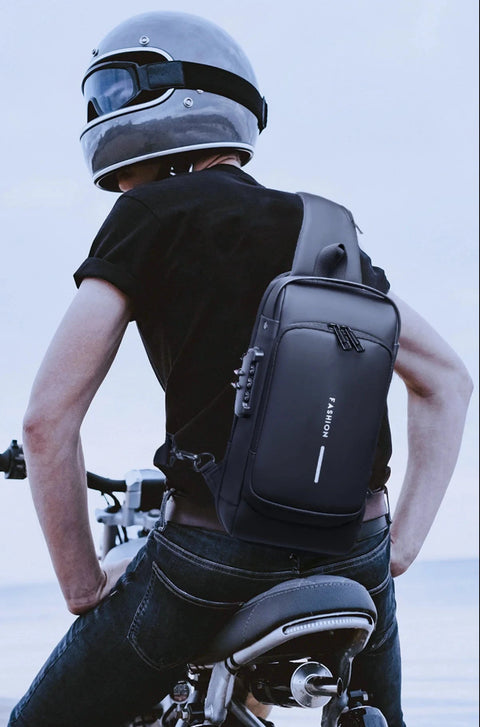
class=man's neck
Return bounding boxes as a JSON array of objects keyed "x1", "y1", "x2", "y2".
[{"x1": 194, "y1": 153, "x2": 241, "y2": 172}]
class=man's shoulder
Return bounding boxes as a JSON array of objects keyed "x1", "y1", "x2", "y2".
[{"x1": 121, "y1": 166, "x2": 299, "y2": 220}]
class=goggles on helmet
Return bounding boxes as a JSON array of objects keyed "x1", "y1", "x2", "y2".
[{"x1": 82, "y1": 59, "x2": 268, "y2": 131}]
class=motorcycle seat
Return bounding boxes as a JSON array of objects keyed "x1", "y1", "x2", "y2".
[{"x1": 198, "y1": 574, "x2": 376, "y2": 664}]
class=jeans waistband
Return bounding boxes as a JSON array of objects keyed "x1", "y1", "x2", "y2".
[{"x1": 155, "y1": 517, "x2": 390, "y2": 576}]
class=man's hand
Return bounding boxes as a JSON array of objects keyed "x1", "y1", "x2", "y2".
[
  {"x1": 389, "y1": 536, "x2": 413, "y2": 578},
  {"x1": 68, "y1": 558, "x2": 132, "y2": 615}
]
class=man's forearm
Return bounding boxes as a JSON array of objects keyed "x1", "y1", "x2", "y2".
[
  {"x1": 23, "y1": 423, "x2": 105, "y2": 613},
  {"x1": 20, "y1": 280, "x2": 131, "y2": 611},
  {"x1": 390, "y1": 376, "x2": 472, "y2": 575}
]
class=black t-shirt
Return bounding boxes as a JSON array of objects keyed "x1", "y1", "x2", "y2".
[{"x1": 75, "y1": 164, "x2": 391, "y2": 495}]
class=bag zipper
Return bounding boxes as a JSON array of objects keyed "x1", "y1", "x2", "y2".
[{"x1": 250, "y1": 322, "x2": 393, "y2": 451}]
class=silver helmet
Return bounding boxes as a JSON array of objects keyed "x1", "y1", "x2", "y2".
[{"x1": 80, "y1": 11, "x2": 267, "y2": 191}]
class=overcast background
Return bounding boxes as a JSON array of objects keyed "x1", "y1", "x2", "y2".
[{"x1": 0, "y1": 0, "x2": 478, "y2": 585}]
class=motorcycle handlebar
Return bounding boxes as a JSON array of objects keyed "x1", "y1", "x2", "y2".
[{"x1": 86, "y1": 472, "x2": 127, "y2": 494}]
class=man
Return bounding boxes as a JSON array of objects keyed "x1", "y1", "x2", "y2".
[{"x1": 9, "y1": 11, "x2": 472, "y2": 727}]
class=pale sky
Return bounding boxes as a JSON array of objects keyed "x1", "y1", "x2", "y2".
[{"x1": 0, "y1": 0, "x2": 478, "y2": 584}]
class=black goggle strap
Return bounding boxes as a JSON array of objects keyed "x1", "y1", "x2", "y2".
[{"x1": 138, "y1": 60, "x2": 268, "y2": 132}]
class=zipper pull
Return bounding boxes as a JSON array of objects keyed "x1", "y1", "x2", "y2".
[
  {"x1": 328, "y1": 323, "x2": 352, "y2": 350},
  {"x1": 328, "y1": 324, "x2": 365, "y2": 353},
  {"x1": 341, "y1": 326, "x2": 365, "y2": 353}
]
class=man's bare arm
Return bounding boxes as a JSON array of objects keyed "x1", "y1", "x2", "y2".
[
  {"x1": 389, "y1": 293, "x2": 473, "y2": 576},
  {"x1": 23, "y1": 278, "x2": 131, "y2": 613}
]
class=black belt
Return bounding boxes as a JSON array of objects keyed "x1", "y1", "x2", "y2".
[{"x1": 356, "y1": 514, "x2": 390, "y2": 541}]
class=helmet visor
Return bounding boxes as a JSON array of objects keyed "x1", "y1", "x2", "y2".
[{"x1": 83, "y1": 64, "x2": 138, "y2": 116}]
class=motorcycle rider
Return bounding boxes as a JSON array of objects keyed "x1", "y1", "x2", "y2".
[{"x1": 9, "y1": 11, "x2": 472, "y2": 727}]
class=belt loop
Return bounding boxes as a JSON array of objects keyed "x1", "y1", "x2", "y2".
[{"x1": 288, "y1": 552, "x2": 300, "y2": 575}]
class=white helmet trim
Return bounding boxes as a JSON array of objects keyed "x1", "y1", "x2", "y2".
[
  {"x1": 92, "y1": 142, "x2": 255, "y2": 189},
  {"x1": 82, "y1": 48, "x2": 175, "y2": 135}
]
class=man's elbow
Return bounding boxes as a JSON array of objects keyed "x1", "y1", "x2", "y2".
[
  {"x1": 406, "y1": 356, "x2": 473, "y2": 408},
  {"x1": 23, "y1": 405, "x2": 76, "y2": 455},
  {"x1": 439, "y1": 358, "x2": 474, "y2": 411},
  {"x1": 452, "y1": 358, "x2": 474, "y2": 400},
  {"x1": 23, "y1": 409, "x2": 54, "y2": 454},
  {"x1": 461, "y1": 367, "x2": 474, "y2": 402}
]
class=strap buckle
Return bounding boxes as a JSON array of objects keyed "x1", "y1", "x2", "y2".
[
  {"x1": 159, "y1": 434, "x2": 216, "y2": 473},
  {"x1": 173, "y1": 448, "x2": 215, "y2": 472}
]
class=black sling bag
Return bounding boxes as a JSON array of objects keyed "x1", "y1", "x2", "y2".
[{"x1": 157, "y1": 193, "x2": 400, "y2": 554}]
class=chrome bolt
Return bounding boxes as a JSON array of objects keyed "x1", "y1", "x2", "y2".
[
  {"x1": 183, "y1": 97, "x2": 194, "y2": 108},
  {"x1": 139, "y1": 35, "x2": 150, "y2": 45}
]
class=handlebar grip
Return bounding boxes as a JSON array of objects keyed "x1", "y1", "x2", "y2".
[
  {"x1": 0, "y1": 440, "x2": 27, "y2": 479},
  {"x1": 86, "y1": 471, "x2": 127, "y2": 494}
]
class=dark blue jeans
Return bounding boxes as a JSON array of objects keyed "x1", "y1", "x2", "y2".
[{"x1": 9, "y1": 522, "x2": 404, "y2": 727}]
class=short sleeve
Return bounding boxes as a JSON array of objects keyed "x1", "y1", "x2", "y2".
[
  {"x1": 359, "y1": 250, "x2": 390, "y2": 293},
  {"x1": 73, "y1": 194, "x2": 162, "y2": 311}
]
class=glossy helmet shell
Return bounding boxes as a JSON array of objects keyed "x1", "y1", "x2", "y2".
[{"x1": 80, "y1": 11, "x2": 264, "y2": 191}]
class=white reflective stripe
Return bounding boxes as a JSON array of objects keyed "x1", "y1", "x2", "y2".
[{"x1": 314, "y1": 445, "x2": 326, "y2": 484}]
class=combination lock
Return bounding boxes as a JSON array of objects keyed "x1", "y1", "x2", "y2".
[{"x1": 231, "y1": 347, "x2": 264, "y2": 417}]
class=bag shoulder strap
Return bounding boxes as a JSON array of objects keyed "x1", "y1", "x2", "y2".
[
  {"x1": 154, "y1": 192, "x2": 364, "y2": 478},
  {"x1": 292, "y1": 192, "x2": 362, "y2": 282}
]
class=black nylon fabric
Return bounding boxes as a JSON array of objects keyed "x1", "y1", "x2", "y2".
[{"x1": 74, "y1": 165, "x2": 391, "y2": 498}]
